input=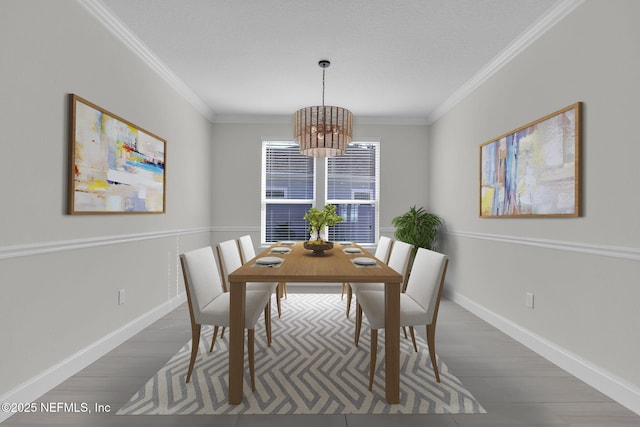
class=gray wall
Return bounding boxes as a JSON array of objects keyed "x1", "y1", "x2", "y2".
[
  {"x1": 210, "y1": 122, "x2": 430, "y2": 246},
  {"x1": 0, "y1": 0, "x2": 430, "y2": 398},
  {"x1": 430, "y1": 0, "x2": 640, "y2": 389},
  {"x1": 3, "y1": 0, "x2": 638, "y2": 412},
  {"x1": 0, "y1": 0, "x2": 213, "y2": 396}
]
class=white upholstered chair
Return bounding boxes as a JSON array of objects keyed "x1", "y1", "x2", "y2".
[
  {"x1": 347, "y1": 238, "x2": 412, "y2": 319},
  {"x1": 239, "y1": 234, "x2": 287, "y2": 300},
  {"x1": 343, "y1": 236, "x2": 393, "y2": 317},
  {"x1": 356, "y1": 247, "x2": 449, "y2": 389},
  {"x1": 238, "y1": 235, "x2": 256, "y2": 263},
  {"x1": 179, "y1": 246, "x2": 271, "y2": 389},
  {"x1": 375, "y1": 235, "x2": 394, "y2": 264},
  {"x1": 217, "y1": 239, "x2": 282, "y2": 319}
]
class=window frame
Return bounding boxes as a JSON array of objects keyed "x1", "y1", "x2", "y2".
[
  {"x1": 260, "y1": 141, "x2": 316, "y2": 245},
  {"x1": 261, "y1": 139, "x2": 380, "y2": 245},
  {"x1": 325, "y1": 141, "x2": 380, "y2": 245}
]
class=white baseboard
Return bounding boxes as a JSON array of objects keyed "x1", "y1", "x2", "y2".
[
  {"x1": 446, "y1": 290, "x2": 640, "y2": 416},
  {"x1": 0, "y1": 293, "x2": 186, "y2": 423}
]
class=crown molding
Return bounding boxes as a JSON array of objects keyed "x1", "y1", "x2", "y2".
[
  {"x1": 77, "y1": 0, "x2": 216, "y2": 122},
  {"x1": 212, "y1": 114, "x2": 430, "y2": 126},
  {"x1": 212, "y1": 114, "x2": 292, "y2": 125},
  {"x1": 78, "y1": 0, "x2": 584, "y2": 127},
  {"x1": 426, "y1": 0, "x2": 585, "y2": 124},
  {"x1": 354, "y1": 116, "x2": 430, "y2": 126}
]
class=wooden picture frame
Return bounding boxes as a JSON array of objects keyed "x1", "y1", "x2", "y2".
[
  {"x1": 69, "y1": 94, "x2": 166, "y2": 214},
  {"x1": 480, "y1": 102, "x2": 581, "y2": 218}
]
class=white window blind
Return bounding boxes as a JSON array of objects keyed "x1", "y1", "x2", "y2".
[
  {"x1": 261, "y1": 141, "x2": 315, "y2": 243},
  {"x1": 326, "y1": 142, "x2": 380, "y2": 243},
  {"x1": 261, "y1": 140, "x2": 379, "y2": 245}
]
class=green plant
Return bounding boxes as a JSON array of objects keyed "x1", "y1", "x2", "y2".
[
  {"x1": 304, "y1": 204, "x2": 344, "y2": 241},
  {"x1": 392, "y1": 206, "x2": 443, "y2": 252}
]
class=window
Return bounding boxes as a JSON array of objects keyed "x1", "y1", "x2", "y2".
[
  {"x1": 326, "y1": 142, "x2": 379, "y2": 244},
  {"x1": 262, "y1": 140, "x2": 379, "y2": 244},
  {"x1": 261, "y1": 141, "x2": 315, "y2": 243}
]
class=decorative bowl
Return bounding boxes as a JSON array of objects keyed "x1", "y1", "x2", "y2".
[{"x1": 303, "y1": 240, "x2": 334, "y2": 254}]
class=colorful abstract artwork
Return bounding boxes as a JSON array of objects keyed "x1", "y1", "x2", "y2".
[
  {"x1": 69, "y1": 95, "x2": 166, "y2": 214},
  {"x1": 480, "y1": 103, "x2": 581, "y2": 217}
]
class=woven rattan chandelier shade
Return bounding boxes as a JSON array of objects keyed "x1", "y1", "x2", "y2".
[{"x1": 294, "y1": 60, "x2": 352, "y2": 157}]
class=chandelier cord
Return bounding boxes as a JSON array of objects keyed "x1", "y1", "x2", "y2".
[{"x1": 322, "y1": 67, "x2": 326, "y2": 107}]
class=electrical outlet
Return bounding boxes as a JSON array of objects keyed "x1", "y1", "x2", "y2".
[
  {"x1": 118, "y1": 289, "x2": 126, "y2": 305},
  {"x1": 525, "y1": 292, "x2": 534, "y2": 309}
]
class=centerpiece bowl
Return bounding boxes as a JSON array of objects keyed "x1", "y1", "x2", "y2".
[{"x1": 303, "y1": 240, "x2": 334, "y2": 254}]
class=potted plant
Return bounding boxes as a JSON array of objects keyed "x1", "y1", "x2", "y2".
[
  {"x1": 392, "y1": 206, "x2": 443, "y2": 254},
  {"x1": 303, "y1": 204, "x2": 344, "y2": 253}
]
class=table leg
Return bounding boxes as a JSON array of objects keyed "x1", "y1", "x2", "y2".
[
  {"x1": 228, "y1": 281, "x2": 246, "y2": 404},
  {"x1": 384, "y1": 281, "x2": 400, "y2": 404}
]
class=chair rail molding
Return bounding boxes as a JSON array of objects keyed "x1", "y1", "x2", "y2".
[
  {"x1": 379, "y1": 226, "x2": 395, "y2": 234},
  {"x1": 211, "y1": 226, "x2": 261, "y2": 233},
  {"x1": 446, "y1": 230, "x2": 640, "y2": 261},
  {"x1": 0, "y1": 227, "x2": 212, "y2": 260}
]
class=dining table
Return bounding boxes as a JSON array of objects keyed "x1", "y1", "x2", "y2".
[{"x1": 227, "y1": 240, "x2": 403, "y2": 404}]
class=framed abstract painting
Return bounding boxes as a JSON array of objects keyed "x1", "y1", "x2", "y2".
[
  {"x1": 69, "y1": 94, "x2": 166, "y2": 214},
  {"x1": 480, "y1": 102, "x2": 582, "y2": 218}
]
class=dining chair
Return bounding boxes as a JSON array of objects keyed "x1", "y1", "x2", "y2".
[
  {"x1": 179, "y1": 246, "x2": 272, "y2": 390},
  {"x1": 347, "y1": 238, "x2": 410, "y2": 319},
  {"x1": 217, "y1": 239, "x2": 282, "y2": 319},
  {"x1": 356, "y1": 247, "x2": 449, "y2": 389},
  {"x1": 343, "y1": 236, "x2": 393, "y2": 317},
  {"x1": 239, "y1": 234, "x2": 287, "y2": 300}
]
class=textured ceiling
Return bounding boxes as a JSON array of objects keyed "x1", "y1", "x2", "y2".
[{"x1": 98, "y1": 0, "x2": 563, "y2": 123}]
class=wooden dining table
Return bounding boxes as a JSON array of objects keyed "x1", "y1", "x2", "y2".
[{"x1": 227, "y1": 241, "x2": 403, "y2": 404}]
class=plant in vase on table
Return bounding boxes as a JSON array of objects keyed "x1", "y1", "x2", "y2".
[{"x1": 303, "y1": 204, "x2": 344, "y2": 251}]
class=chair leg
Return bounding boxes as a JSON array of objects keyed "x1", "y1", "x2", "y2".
[
  {"x1": 248, "y1": 329, "x2": 256, "y2": 391},
  {"x1": 355, "y1": 302, "x2": 363, "y2": 346},
  {"x1": 369, "y1": 329, "x2": 378, "y2": 390},
  {"x1": 210, "y1": 325, "x2": 219, "y2": 352},
  {"x1": 275, "y1": 291, "x2": 282, "y2": 318},
  {"x1": 278, "y1": 282, "x2": 287, "y2": 299},
  {"x1": 264, "y1": 301, "x2": 272, "y2": 346},
  {"x1": 186, "y1": 324, "x2": 201, "y2": 383},
  {"x1": 220, "y1": 326, "x2": 225, "y2": 339},
  {"x1": 268, "y1": 300, "x2": 272, "y2": 345},
  {"x1": 346, "y1": 284, "x2": 353, "y2": 318},
  {"x1": 341, "y1": 282, "x2": 346, "y2": 299},
  {"x1": 409, "y1": 326, "x2": 418, "y2": 352},
  {"x1": 426, "y1": 324, "x2": 440, "y2": 382}
]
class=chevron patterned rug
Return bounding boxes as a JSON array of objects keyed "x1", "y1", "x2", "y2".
[{"x1": 117, "y1": 293, "x2": 485, "y2": 415}]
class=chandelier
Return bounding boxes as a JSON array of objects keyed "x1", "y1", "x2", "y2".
[{"x1": 294, "y1": 60, "x2": 352, "y2": 157}]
